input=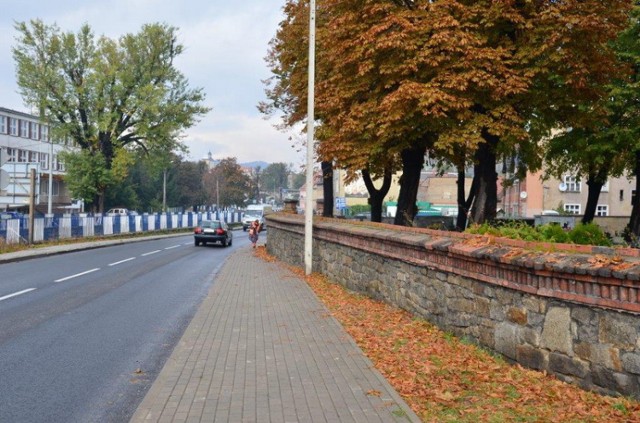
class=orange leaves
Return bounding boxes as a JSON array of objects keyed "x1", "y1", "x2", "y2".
[{"x1": 257, "y1": 249, "x2": 640, "y2": 422}]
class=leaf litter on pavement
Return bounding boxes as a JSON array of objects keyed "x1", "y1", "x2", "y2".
[{"x1": 255, "y1": 247, "x2": 640, "y2": 422}]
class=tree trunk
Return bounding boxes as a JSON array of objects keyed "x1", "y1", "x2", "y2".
[
  {"x1": 394, "y1": 143, "x2": 426, "y2": 226},
  {"x1": 582, "y1": 173, "x2": 606, "y2": 224},
  {"x1": 456, "y1": 166, "x2": 478, "y2": 231},
  {"x1": 362, "y1": 166, "x2": 392, "y2": 223},
  {"x1": 321, "y1": 161, "x2": 334, "y2": 218},
  {"x1": 469, "y1": 132, "x2": 498, "y2": 224},
  {"x1": 626, "y1": 151, "x2": 640, "y2": 238}
]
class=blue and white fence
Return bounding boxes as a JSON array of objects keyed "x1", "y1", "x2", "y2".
[{"x1": 0, "y1": 211, "x2": 242, "y2": 245}]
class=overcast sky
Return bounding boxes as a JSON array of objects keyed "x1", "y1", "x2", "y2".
[{"x1": 0, "y1": 0, "x2": 306, "y2": 167}]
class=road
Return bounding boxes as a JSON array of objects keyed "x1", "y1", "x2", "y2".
[{"x1": 0, "y1": 232, "x2": 247, "y2": 423}]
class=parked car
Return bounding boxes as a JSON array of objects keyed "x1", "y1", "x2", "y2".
[{"x1": 194, "y1": 220, "x2": 233, "y2": 247}]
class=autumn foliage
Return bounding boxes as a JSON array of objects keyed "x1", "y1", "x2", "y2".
[
  {"x1": 256, "y1": 247, "x2": 640, "y2": 422},
  {"x1": 263, "y1": 0, "x2": 632, "y2": 226}
]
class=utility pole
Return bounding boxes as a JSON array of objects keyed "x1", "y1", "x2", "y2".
[
  {"x1": 304, "y1": 0, "x2": 316, "y2": 275},
  {"x1": 162, "y1": 168, "x2": 167, "y2": 212},
  {"x1": 28, "y1": 168, "x2": 36, "y2": 244}
]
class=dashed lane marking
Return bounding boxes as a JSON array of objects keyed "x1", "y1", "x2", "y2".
[
  {"x1": 55, "y1": 268, "x2": 100, "y2": 283},
  {"x1": 108, "y1": 257, "x2": 136, "y2": 266},
  {"x1": 0, "y1": 288, "x2": 36, "y2": 302}
]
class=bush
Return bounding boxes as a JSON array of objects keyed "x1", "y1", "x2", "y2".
[
  {"x1": 538, "y1": 223, "x2": 571, "y2": 243},
  {"x1": 568, "y1": 223, "x2": 612, "y2": 246},
  {"x1": 465, "y1": 221, "x2": 612, "y2": 247}
]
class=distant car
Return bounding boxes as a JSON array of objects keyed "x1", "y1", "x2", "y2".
[
  {"x1": 194, "y1": 220, "x2": 233, "y2": 247},
  {"x1": 106, "y1": 208, "x2": 129, "y2": 216}
]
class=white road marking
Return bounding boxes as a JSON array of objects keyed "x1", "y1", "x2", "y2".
[
  {"x1": 55, "y1": 268, "x2": 100, "y2": 283},
  {"x1": 0, "y1": 288, "x2": 36, "y2": 302},
  {"x1": 108, "y1": 257, "x2": 136, "y2": 266},
  {"x1": 164, "y1": 245, "x2": 181, "y2": 250},
  {"x1": 141, "y1": 250, "x2": 161, "y2": 256}
]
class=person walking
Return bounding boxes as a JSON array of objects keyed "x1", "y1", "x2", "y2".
[{"x1": 248, "y1": 219, "x2": 260, "y2": 248}]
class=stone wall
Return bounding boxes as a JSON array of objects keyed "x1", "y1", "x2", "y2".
[{"x1": 265, "y1": 213, "x2": 640, "y2": 398}]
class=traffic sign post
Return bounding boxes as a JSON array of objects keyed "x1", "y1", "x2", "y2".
[{"x1": 0, "y1": 169, "x2": 9, "y2": 190}]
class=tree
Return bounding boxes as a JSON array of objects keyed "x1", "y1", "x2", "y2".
[
  {"x1": 608, "y1": 2, "x2": 640, "y2": 237},
  {"x1": 261, "y1": 162, "x2": 291, "y2": 203},
  {"x1": 204, "y1": 158, "x2": 251, "y2": 208},
  {"x1": 263, "y1": 0, "x2": 630, "y2": 228},
  {"x1": 13, "y1": 20, "x2": 209, "y2": 212}
]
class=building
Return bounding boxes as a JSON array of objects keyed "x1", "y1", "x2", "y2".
[
  {"x1": 499, "y1": 170, "x2": 636, "y2": 218},
  {"x1": 0, "y1": 107, "x2": 73, "y2": 213}
]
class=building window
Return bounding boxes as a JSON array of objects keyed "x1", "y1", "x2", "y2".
[
  {"x1": 41, "y1": 179, "x2": 60, "y2": 196},
  {"x1": 564, "y1": 175, "x2": 581, "y2": 192},
  {"x1": 53, "y1": 155, "x2": 65, "y2": 171},
  {"x1": 601, "y1": 180, "x2": 609, "y2": 192},
  {"x1": 29, "y1": 151, "x2": 39, "y2": 163},
  {"x1": 0, "y1": 115, "x2": 6, "y2": 133},
  {"x1": 20, "y1": 120, "x2": 28, "y2": 137},
  {"x1": 40, "y1": 153, "x2": 49, "y2": 170},
  {"x1": 564, "y1": 203, "x2": 581, "y2": 214},
  {"x1": 596, "y1": 205, "x2": 609, "y2": 216},
  {"x1": 30, "y1": 122, "x2": 39, "y2": 139},
  {"x1": 9, "y1": 118, "x2": 18, "y2": 136},
  {"x1": 5, "y1": 148, "x2": 16, "y2": 162},
  {"x1": 18, "y1": 150, "x2": 28, "y2": 163},
  {"x1": 41, "y1": 125, "x2": 49, "y2": 141},
  {"x1": 620, "y1": 189, "x2": 624, "y2": 201}
]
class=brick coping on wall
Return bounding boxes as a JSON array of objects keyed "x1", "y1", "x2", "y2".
[{"x1": 267, "y1": 213, "x2": 640, "y2": 314}]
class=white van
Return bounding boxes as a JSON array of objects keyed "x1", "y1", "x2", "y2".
[
  {"x1": 106, "y1": 208, "x2": 129, "y2": 216},
  {"x1": 242, "y1": 204, "x2": 273, "y2": 231}
]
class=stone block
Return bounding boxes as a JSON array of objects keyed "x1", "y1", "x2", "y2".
[
  {"x1": 523, "y1": 297, "x2": 546, "y2": 314},
  {"x1": 541, "y1": 307, "x2": 573, "y2": 355},
  {"x1": 475, "y1": 298, "x2": 491, "y2": 318},
  {"x1": 495, "y1": 322, "x2": 518, "y2": 360},
  {"x1": 517, "y1": 345, "x2": 548, "y2": 370},
  {"x1": 599, "y1": 314, "x2": 638, "y2": 349},
  {"x1": 622, "y1": 353, "x2": 640, "y2": 375},
  {"x1": 507, "y1": 307, "x2": 528, "y2": 325},
  {"x1": 549, "y1": 352, "x2": 589, "y2": 378},
  {"x1": 519, "y1": 327, "x2": 541, "y2": 347},
  {"x1": 592, "y1": 365, "x2": 640, "y2": 397}
]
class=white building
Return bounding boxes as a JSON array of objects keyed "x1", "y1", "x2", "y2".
[{"x1": 0, "y1": 107, "x2": 73, "y2": 213}]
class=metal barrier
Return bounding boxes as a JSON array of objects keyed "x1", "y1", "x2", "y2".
[{"x1": 0, "y1": 211, "x2": 243, "y2": 245}]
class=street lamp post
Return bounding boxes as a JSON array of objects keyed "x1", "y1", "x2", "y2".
[
  {"x1": 162, "y1": 168, "x2": 167, "y2": 212},
  {"x1": 304, "y1": 0, "x2": 316, "y2": 275}
]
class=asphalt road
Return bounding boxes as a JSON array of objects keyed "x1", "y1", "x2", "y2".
[{"x1": 0, "y1": 232, "x2": 247, "y2": 423}]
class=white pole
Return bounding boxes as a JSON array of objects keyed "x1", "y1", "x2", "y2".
[
  {"x1": 304, "y1": 0, "x2": 316, "y2": 275},
  {"x1": 48, "y1": 136, "x2": 53, "y2": 214},
  {"x1": 162, "y1": 168, "x2": 167, "y2": 212}
]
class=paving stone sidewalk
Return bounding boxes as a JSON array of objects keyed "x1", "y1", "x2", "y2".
[{"x1": 130, "y1": 246, "x2": 421, "y2": 423}]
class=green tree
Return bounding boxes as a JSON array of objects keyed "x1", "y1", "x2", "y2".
[
  {"x1": 12, "y1": 20, "x2": 209, "y2": 212},
  {"x1": 609, "y1": 2, "x2": 640, "y2": 237},
  {"x1": 261, "y1": 162, "x2": 291, "y2": 203},
  {"x1": 204, "y1": 158, "x2": 251, "y2": 208}
]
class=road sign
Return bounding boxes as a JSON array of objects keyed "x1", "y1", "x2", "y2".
[
  {"x1": 335, "y1": 196, "x2": 347, "y2": 209},
  {"x1": 0, "y1": 169, "x2": 9, "y2": 190}
]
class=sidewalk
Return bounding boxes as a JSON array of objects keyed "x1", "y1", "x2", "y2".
[{"x1": 130, "y1": 245, "x2": 421, "y2": 423}]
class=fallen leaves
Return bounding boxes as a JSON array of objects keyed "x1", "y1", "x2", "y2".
[{"x1": 256, "y1": 248, "x2": 640, "y2": 422}]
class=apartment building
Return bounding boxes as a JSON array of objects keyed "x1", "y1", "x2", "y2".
[
  {"x1": 0, "y1": 107, "x2": 73, "y2": 213},
  {"x1": 500, "y1": 170, "x2": 636, "y2": 218}
]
